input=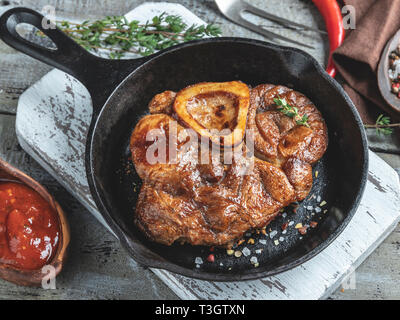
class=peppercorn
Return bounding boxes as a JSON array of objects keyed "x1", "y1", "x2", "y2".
[
  {"x1": 298, "y1": 227, "x2": 308, "y2": 235},
  {"x1": 310, "y1": 221, "x2": 318, "y2": 228},
  {"x1": 392, "y1": 82, "x2": 400, "y2": 94},
  {"x1": 390, "y1": 52, "x2": 399, "y2": 60}
]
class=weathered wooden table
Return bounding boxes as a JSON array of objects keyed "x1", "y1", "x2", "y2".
[{"x1": 0, "y1": 0, "x2": 399, "y2": 300}]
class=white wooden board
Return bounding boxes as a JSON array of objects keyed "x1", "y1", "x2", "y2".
[{"x1": 15, "y1": 3, "x2": 400, "y2": 300}]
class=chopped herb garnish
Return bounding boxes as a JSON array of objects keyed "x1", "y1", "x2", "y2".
[{"x1": 274, "y1": 96, "x2": 310, "y2": 127}]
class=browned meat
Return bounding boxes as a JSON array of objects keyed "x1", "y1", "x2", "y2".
[
  {"x1": 248, "y1": 84, "x2": 328, "y2": 167},
  {"x1": 148, "y1": 90, "x2": 176, "y2": 115},
  {"x1": 130, "y1": 83, "x2": 328, "y2": 247},
  {"x1": 282, "y1": 157, "x2": 313, "y2": 200},
  {"x1": 247, "y1": 84, "x2": 328, "y2": 201}
]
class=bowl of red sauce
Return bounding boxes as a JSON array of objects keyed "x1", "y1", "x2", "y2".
[{"x1": 0, "y1": 157, "x2": 69, "y2": 286}]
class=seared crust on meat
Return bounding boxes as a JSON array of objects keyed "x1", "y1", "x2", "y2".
[
  {"x1": 248, "y1": 84, "x2": 328, "y2": 166},
  {"x1": 148, "y1": 90, "x2": 176, "y2": 115},
  {"x1": 130, "y1": 83, "x2": 328, "y2": 247}
]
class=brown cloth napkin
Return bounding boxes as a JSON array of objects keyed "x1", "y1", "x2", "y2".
[{"x1": 333, "y1": 0, "x2": 400, "y2": 124}]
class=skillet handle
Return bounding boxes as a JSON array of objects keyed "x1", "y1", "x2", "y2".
[{"x1": 0, "y1": 7, "x2": 144, "y2": 114}]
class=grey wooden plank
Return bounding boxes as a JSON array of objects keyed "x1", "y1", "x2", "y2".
[
  {"x1": 0, "y1": 48, "x2": 52, "y2": 114},
  {"x1": 367, "y1": 128, "x2": 400, "y2": 155},
  {"x1": 330, "y1": 152, "x2": 400, "y2": 300},
  {"x1": 0, "y1": 115, "x2": 178, "y2": 300},
  {"x1": 375, "y1": 152, "x2": 400, "y2": 169},
  {"x1": 329, "y1": 227, "x2": 400, "y2": 300},
  {"x1": 0, "y1": 0, "x2": 399, "y2": 300}
]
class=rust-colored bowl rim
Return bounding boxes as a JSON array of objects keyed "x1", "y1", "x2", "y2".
[{"x1": 0, "y1": 157, "x2": 70, "y2": 287}]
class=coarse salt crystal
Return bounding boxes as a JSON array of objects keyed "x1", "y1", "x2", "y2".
[
  {"x1": 255, "y1": 249, "x2": 262, "y2": 254},
  {"x1": 315, "y1": 207, "x2": 322, "y2": 213},
  {"x1": 279, "y1": 237, "x2": 284, "y2": 242},
  {"x1": 259, "y1": 239, "x2": 267, "y2": 245},
  {"x1": 195, "y1": 257, "x2": 203, "y2": 264},
  {"x1": 316, "y1": 195, "x2": 321, "y2": 202},
  {"x1": 250, "y1": 256, "x2": 258, "y2": 264},
  {"x1": 307, "y1": 206, "x2": 313, "y2": 211},
  {"x1": 282, "y1": 212, "x2": 287, "y2": 218},
  {"x1": 289, "y1": 221, "x2": 294, "y2": 226},
  {"x1": 242, "y1": 247, "x2": 251, "y2": 257},
  {"x1": 269, "y1": 230, "x2": 278, "y2": 238},
  {"x1": 282, "y1": 229, "x2": 287, "y2": 235}
]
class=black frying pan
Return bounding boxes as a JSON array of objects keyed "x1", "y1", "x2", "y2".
[{"x1": 0, "y1": 7, "x2": 368, "y2": 281}]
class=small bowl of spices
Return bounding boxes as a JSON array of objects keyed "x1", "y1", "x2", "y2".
[
  {"x1": 388, "y1": 47, "x2": 400, "y2": 96},
  {"x1": 378, "y1": 29, "x2": 400, "y2": 114},
  {"x1": 0, "y1": 157, "x2": 69, "y2": 286}
]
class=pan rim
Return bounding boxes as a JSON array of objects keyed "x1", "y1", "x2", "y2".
[{"x1": 87, "y1": 37, "x2": 369, "y2": 282}]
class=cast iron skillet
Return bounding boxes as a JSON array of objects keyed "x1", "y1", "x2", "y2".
[{"x1": 0, "y1": 7, "x2": 368, "y2": 281}]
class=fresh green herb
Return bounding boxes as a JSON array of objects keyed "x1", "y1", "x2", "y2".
[
  {"x1": 364, "y1": 114, "x2": 400, "y2": 135},
  {"x1": 274, "y1": 96, "x2": 310, "y2": 127},
  {"x1": 375, "y1": 114, "x2": 393, "y2": 135},
  {"x1": 363, "y1": 114, "x2": 397, "y2": 135},
  {"x1": 55, "y1": 13, "x2": 221, "y2": 58}
]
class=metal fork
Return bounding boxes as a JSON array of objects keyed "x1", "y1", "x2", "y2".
[{"x1": 214, "y1": 0, "x2": 326, "y2": 49}]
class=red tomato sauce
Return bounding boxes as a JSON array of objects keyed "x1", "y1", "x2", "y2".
[{"x1": 0, "y1": 182, "x2": 60, "y2": 270}]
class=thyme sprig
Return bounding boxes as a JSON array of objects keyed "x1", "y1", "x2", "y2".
[
  {"x1": 56, "y1": 13, "x2": 221, "y2": 59},
  {"x1": 274, "y1": 96, "x2": 310, "y2": 127},
  {"x1": 364, "y1": 114, "x2": 400, "y2": 136}
]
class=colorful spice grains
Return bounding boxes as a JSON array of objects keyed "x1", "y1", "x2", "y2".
[
  {"x1": 389, "y1": 46, "x2": 400, "y2": 97},
  {"x1": 310, "y1": 221, "x2": 318, "y2": 228},
  {"x1": 298, "y1": 226, "x2": 308, "y2": 235},
  {"x1": 207, "y1": 254, "x2": 215, "y2": 263}
]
